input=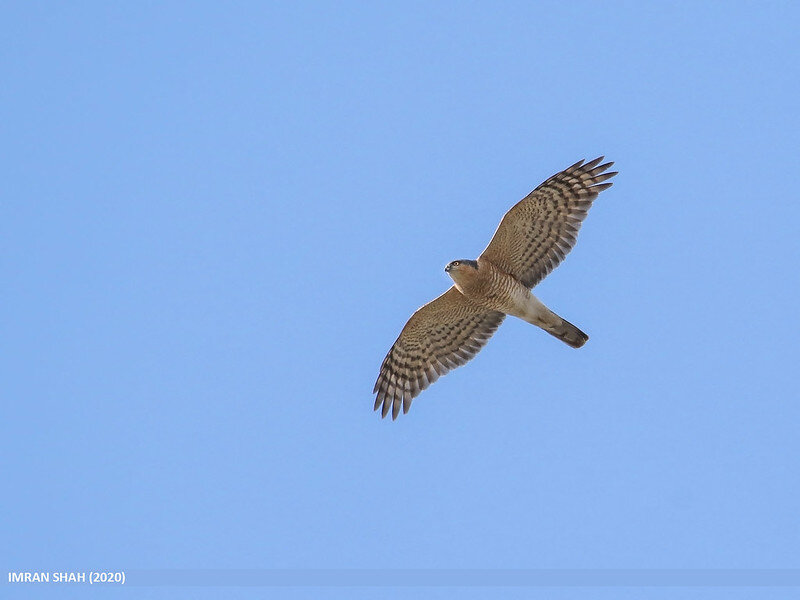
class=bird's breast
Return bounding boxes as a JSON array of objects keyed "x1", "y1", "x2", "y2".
[{"x1": 463, "y1": 261, "x2": 531, "y2": 316}]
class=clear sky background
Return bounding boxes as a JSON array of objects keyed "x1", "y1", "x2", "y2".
[{"x1": 3, "y1": 2, "x2": 799, "y2": 599}]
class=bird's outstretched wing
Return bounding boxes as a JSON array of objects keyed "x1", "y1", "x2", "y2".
[
  {"x1": 374, "y1": 287, "x2": 505, "y2": 419},
  {"x1": 480, "y1": 157, "x2": 617, "y2": 288}
]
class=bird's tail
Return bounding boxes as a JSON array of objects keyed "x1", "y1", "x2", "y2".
[
  {"x1": 540, "y1": 314, "x2": 588, "y2": 348},
  {"x1": 519, "y1": 295, "x2": 589, "y2": 348}
]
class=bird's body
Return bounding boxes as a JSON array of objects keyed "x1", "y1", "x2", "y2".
[
  {"x1": 448, "y1": 258, "x2": 588, "y2": 349},
  {"x1": 374, "y1": 157, "x2": 617, "y2": 419}
]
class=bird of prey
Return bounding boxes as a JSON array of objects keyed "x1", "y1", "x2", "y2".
[{"x1": 373, "y1": 157, "x2": 617, "y2": 419}]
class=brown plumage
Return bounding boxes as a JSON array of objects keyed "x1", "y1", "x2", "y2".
[{"x1": 374, "y1": 157, "x2": 617, "y2": 419}]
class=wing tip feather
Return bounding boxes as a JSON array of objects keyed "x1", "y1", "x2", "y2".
[{"x1": 582, "y1": 156, "x2": 604, "y2": 170}]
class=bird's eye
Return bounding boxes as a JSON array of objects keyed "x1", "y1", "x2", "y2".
[{"x1": 452, "y1": 261, "x2": 459, "y2": 266}]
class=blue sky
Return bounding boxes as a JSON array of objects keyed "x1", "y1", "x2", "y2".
[{"x1": 2, "y1": 2, "x2": 799, "y2": 598}]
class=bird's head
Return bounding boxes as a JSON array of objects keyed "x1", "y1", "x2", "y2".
[{"x1": 445, "y1": 259, "x2": 479, "y2": 285}]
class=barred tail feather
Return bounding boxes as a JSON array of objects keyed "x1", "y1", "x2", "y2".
[{"x1": 542, "y1": 316, "x2": 588, "y2": 348}]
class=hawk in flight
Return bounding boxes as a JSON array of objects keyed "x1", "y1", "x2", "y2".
[{"x1": 373, "y1": 157, "x2": 617, "y2": 419}]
